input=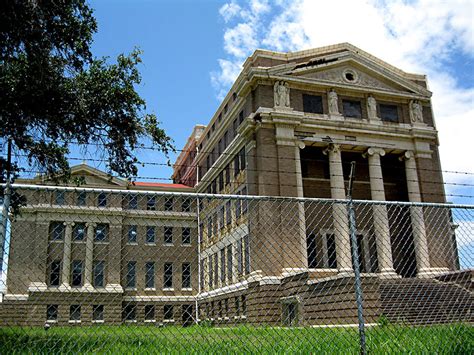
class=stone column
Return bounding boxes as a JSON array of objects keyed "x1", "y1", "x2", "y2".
[
  {"x1": 61, "y1": 222, "x2": 74, "y2": 287},
  {"x1": 402, "y1": 151, "x2": 432, "y2": 277},
  {"x1": 84, "y1": 222, "x2": 95, "y2": 288},
  {"x1": 325, "y1": 144, "x2": 353, "y2": 274},
  {"x1": 366, "y1": 148, "x2": 397, "y2": 278}
]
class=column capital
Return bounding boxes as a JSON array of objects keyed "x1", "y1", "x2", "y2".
[
  {"x1": 63, "y1": 221, "x2": 75, "y2": 227},
  {"x1": 322, "y1": 143, "x2": 341, "y2": 155},
  {"x1": 399, "y1": 150, "x2": 415, "y2": 161},
  {"x1": 365, "y1": 147, "x2": 385, "y2": 157},
  {"x1": 86, "y1": 222, "x2": 97, "y2": 228}
]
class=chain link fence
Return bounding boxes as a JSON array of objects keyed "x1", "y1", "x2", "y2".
[{"x1": 0, "y1": 185, "x2": 472, "y2": 353}]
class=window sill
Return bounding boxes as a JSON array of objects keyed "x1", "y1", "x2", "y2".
[
  {"x1": 69, "y1": 320, "x2": 81, "y2": 324},
  {"x1": 145, "y1": 243, "x2": 156, "y2": 246},
  {"x1": 163, "y1": 288, "x2": 174, "y2": 292},
  {"x1": 124, "y1": 320, "x2": 137, "y2": 323},
  {"x1": 46, "y1": 320, "x2": 58, "y2": 323},
  {"x1": 163, "y1": 319, "x2": 175, "y2": 323},
  {"x1": 181, "y1": 244, "x2": 192, "y2": 247},
  {"x1": 127, "y1": 242, "x2": 138, "y2": 246},
  {"x1": 92, "y1": 319, "x2": 104, "y2": 323},
  {"x1": 163, "y1": 243, "x2": 174, "y2": 247},
  {"x1": 181, "y1": 288, "x2": 193, "y2": 292},
  {"x1": 125, "y1": 287, "x2": 137, "y2": 291},
  {"x1": 49, "y1": 240, "x2": 63, "y2": 243},
  {"x1": 94, "y1": 241, "x2": 109, "y2": 245},
  {"x1": 144, "y1": 319, "x2": 156, "y2": 323},
  {"x1": 72, "y1": 240, "x2": 86, "y2": 244},
  {"x1": 145, "y1": 288, "x2": 156, "y2": 291}
]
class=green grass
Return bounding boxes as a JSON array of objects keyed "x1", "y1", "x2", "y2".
[{"x1": 0, "y1": 323, "x2": 472, "y2": 354}]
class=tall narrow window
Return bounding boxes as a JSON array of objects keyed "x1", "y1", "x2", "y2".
[
  {"x1": 164, "y1": 263, "x2": 173, "y2": 288},
  {"x1": 146, "y1": 226, "x2": 155, "y2": 244},
  {"x1": 144, "y1": 305, "x2": 155, "y2": 321},
  {"x1": 164, "y1": 227, "x2": 173, "y2": 244},
  {"x1": 55, "y1": 190, "x2": 65, "y2": 205},
  {"x1": 73, "y1": 223, "x2": 85, "y2": 241},
  {"x1": 93, "y1": 305, "x2": 104, "y2": 321},
  {"x1": 50, "y1": 260, "x2": 61, "y2": 286},
  {"x1": 95, "y1": 224, "x2": 108, "y2": 242},
  {"x1": 307, "y1": 234, "x2": 317, "y2": 268},
  {"x1": 200, "y1": 259, "x2": 205, "y2": 290},
  {"x1": 227, "y1": 245, "x2": 233, "y2": 283},
  {"x1": 164, "y1": 196, "x2": 173, "y2": 211},
  {"x1": 235, "y1": 297, "x2": 240, "y2": 317},
  {"x1": 238, "y1": 110, "x2": 244, "y2": 125},
  {"x1": 218, "y1": 206, "x2": 225, "y2": 230},
  {"x1": 97, "y1": 192, "x2": 107, "y2": 207},
  {"x1": 182, "y1": 263, "x2": 191, "y2": 289},
  {"x1": 50, "y1": 222, "x2": 64, "y2": 241},
  {"x1": 237, "y1": 239, "x2": 243, "y2": 275},
  {"x1": 163, "y1": 305, "x2": 173, "y2": 320},
  {"x1": 244, "y1": 235, "x2": 250, "y2": 275},
  {"x1": 128, "y1": 225, "x2": 137, "y2": 244},
  {"x1": 218, "y1": 172, "x2": 224, "y2": 191},
  {"x1": 242, "y1": 295, "x2": 247, "y2": 316},
  {"x1": 220, "y1": 248, "x2": 226, "y2": 283},
  {"x1": 213, "y1": 253, "x2": 218, "y2": 287},
  {"x1": 327, "y1": 233, "x2": 338, "y2": 268},
  {"x1": 182, "y1": 227, "x2": 191, "y2": 245},
  {"x1": 239, "y1": 148, "x2": 246, "y2": 172},
  {"x1": 71, "y1": 260, "x2": 83, "y2": 287},
  {"x1": 145, "y1": 262, "x2": 155, "y2": 289},
  {"x1": 234, "y1": 154, "x2": 240, "y2": 177},
  {"x1": 225, "y1": 164, "x2": 230, "y2": 185},
  {"x1": 46, "y1": 304, "x2": 58, "y2": 321},
  {"x1": 128, "y1": 194, "x2": 138, "y2": 210},
  {"x1": 93, "y1": 261, "x2": 105, "y2": 287},
  {"x1": 126, "y1": 261, "x2": 136, "y2": 288},
  {"x1": 182, "y1": 198, "x2": 191, "y2": 212},
  {"x1": 77, "y1": 191, "x2": 86, "y2": 206},
  {"x1": 70, "y1": 305, "x2": 81, "y2": 321},
  {"x1": 122, "y1": 304, "x2": 136, "y2": 321},
  {"x1": 235, "y1": 192, "x2": 242, "y2": 220},
  {"x1": 226, "y1": 200, "x2": 232, "y2": 225},
  {"x1": 208, "y1": 255, "x2": 214, "y2": 288},
  {"x1": 147, "y1": 196, "x2": 156, "y2": 210}
]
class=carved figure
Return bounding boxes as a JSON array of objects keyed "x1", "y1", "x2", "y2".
[
  {"x1": 367, "y1": 95, "x2": 378, "y2": 120},
  {"x1": 328, "y1": 90, "x2": 339, "y2": 115},
  {"x1": 410, "y1": 100, "x2": 423, "y2": 123},
  {"x1": 274, "y1": 81, "x2": 290, "y2": 108}
]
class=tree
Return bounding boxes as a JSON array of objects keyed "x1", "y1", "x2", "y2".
[{"x1": 0, "y1": 0, "x2": 173, "y2": 183}]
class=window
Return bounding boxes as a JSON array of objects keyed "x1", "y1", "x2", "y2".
[
  {"x1": 234, "y1": 154, "x2": 240, "y2": 178},
  {"x1": 182, "y1": 227, "x2": 191, "y2": 245},
  {"x1": 227, "y1": 245, "x2": 233, "y2": 283},
  {"x1": 235, "y1": 297, "x2": 240, "y2": 316},
  {"x1": 200, "y1": 259, "x2": 205, "y2": 290},
  {"x1": 93, "y1": 261, "x2": 105, "y2": 287},
  {"x1": 235, "y1": 192, "x2": 242, "y2": 220},
  {"x1": 145, "y1": 262, "x2": 155, "y2": 289},
  {"x1": 239, "y1": 148, "x2": 246, "y2": 172},
  {"x1": 225, "y1": 200, "x2": 232, "y2": 225},
  {"x1": 242, "y1": 295, "x2": 247, "y2": 316},
  {"x1": 70, "y1": 305, "x2": 81, "y2": 321},
  {"x1": 163, "y1": 305, "x2": 173, "y2": 320},
  {"x1": 146, "y1": 226, "x2": 155, "y2": 244},
  {"x1": 144, "y1": 305, "x2": 155, "y2": 321},
  {"x1": 164, "y1": 196, "x2": 173, "y2": 211},
  {"x1": 164, "y1": 227, "x2": 173, "y2": 244},
  {"x1": 220, "y1": 248, "x2": 226, "y2": 283},
  {"x1": 164, "y1": 263, "x2": 173, "y2": 288},
  {"x1": 380, "y1": 104, "x2": 399, "y2": 122},
  {"x1": 207, "y1": 217, "x2": 212, "y2": 239},
  {"x1": 213, "y1": 253, "x2": 218, "y2": 287},
  {"x1": 55, "y1": 190, "x2": 65, "y2": 205},
  {"x1": 244, "y1": 235, "x2": 250, "y2": 275},
  {"x1": 50, "y1": 222, "x2": 64, "y2": 241},
  {"x1": 237, "y1": 239, "x2": 243, "y2": 275},
  {"x1": 238, "y1": 110, "x2": 244, "y2": 125},
  {"x1": 122, "y1": 304, "x2": 136, "y2": 321},
  {"x1": 147, "y1": 196, "x2": 156, "y2": 210},
  {"x1": 218, "y1": 171, "x2": 224, "y2": 191},
  {"x1": 182, "y1": 263, "x2": 191, "y2": 289},
  {"x1": 182, "y1": 198, "x2": 191, "y2": 212},
  {"x1": 97, "y1": 192, "x2": 107, "y2": 207},
  {"x1": 327, "y1": 233, "x2": 337, "y2": 268},
  {"x1": 128, "y1": 225, "x2": 137, "y2": 244},
  {"x1": 232, "y1": 92, "x2": 237, "y2": 101},
  {"x1": 126, "y1": 261, "x2": 136, "y2": 288},
  {"x1": 93, "y1": 305, "x2": 104, "y2": 321},
  {"x1": 218, "y1": 206, "x2": 224, "y2": 230},
  {"x1": 71, "y1": 260, "x2": 83, "y2": 287},
  {"x1": 208, "y1": 256, "x2": 214, "y2": 288},
  {"x1": 343, "y1": 99, "x2": 362, "y2": 118},
  {"x1": 128, "y1": 194, "x2": 138, "y2": 210},
  {"x1": 307, "y1": 234, "x2": 317, "y2": 268},
  {"x1": 241, "y1": 186, "x2": 248, "y2": 214},
  {"x1": 46, "y1": 304, "x2": 58, "y2": 321},
  {"x1": 77, "y1": 191, "x2": 86, "y2": 206},
  {"x1": 95, "y1": 224, "x2": 108, "y2": 242},
  {"x1": 225, "y1": 164, "x2": 230, "y2": 185},
  {"x1": 303, "y1": 94, "x2": 323, "y2": 114},
  {"x1": 73, "y1": 223, "x2": 85, "y2": 241},
  {"x1": 50, "y1": 260, "x2": 61, "y2": 286}
]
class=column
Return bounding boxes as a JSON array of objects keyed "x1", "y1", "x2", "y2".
[
  {"x1": 294, "y1": 142, "x2": 308, "y2": 270},
  {"x1": 325, "y1": 144, "x2": 353, "y2": 274},
  {"x1": 366, "y1": 148, "x2": 398, "y2": 277},
  {"x1": 61, "y1": 222, "x2": 74, "y2": 287},
  {"x1": 84, "y1": 222, "x2": 95, "y2": 288},
  {"x1": 402, "y1": 151, "x2": 432, "y2": 277}
]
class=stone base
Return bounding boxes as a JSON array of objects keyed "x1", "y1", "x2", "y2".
[{"x1": 417, "y1": 267, "x2": 451, "y2": 278}]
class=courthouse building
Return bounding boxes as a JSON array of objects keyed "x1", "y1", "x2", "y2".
[{"x1": 1, "y1": 43, "x2": 470, "y2": 326}]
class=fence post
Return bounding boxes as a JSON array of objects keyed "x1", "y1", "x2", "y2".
[{"x1": 347, "y1": 161, "x2": 367, "y2": 355}]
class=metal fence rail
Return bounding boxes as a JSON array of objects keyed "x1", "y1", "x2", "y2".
[{"x1": 0, "y1": 185, "x2": 472, "y2": 353}]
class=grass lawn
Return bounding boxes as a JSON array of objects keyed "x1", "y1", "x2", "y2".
[{"x1": 0, "y1": 323, "x2": 472, "y2": 354}]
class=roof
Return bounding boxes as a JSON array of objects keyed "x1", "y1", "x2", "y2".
[{"x1": 131, "y1": 181, "x2": 192, "y2": 189}]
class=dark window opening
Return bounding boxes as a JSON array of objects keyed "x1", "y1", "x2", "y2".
[
  {"x1": 380, "y1": 104, "x2": 399, "y2": 122},
  {"x1": 343, "y1": 99, "x2": 362, "y2": 118},
  {"x1": 147, "y1": 196, "x2": 156, "y2": 210},
  {"x1": 46, "y1": 304, "x2": 58, "y2": 321},
  {"x1": 73, "y1": 223, "x2": 85, "y2": 241},
  {"x1": 164, "y1": 227, "x2": 173, "y2": 244},
  {"x1": 307, "y1": 234, "x2": 317, "y2": 268},
  {"x1": 146, "y1": 226, "x2": 155, "y2": 243},
  {"x1": 77, "y1": 191, "x2": 86, "y2": 206},
  {"x1": 126, "y1": 261, "x2": 136, "y2": 288},
  {"x1": 164, "y1": 263, "x2": 173, "y2": 288},
  {"x1": 182, "y1": 227, "x2": 191, "y2": 245},
  {"x1": 95, "y1": 224, "x2": 108, "y2": 242},
  {"x1": 98, "y1": 192, "x2": 107, "y2": 207},
  {"x1": 70, "y1": 305, "x2": 81, "y2": 321},
  {"x1": 93, "y1": 261, "x2": 105, "y2": 287},
  {"x1": 93, "y1": 305, "x2": 104, "y2": 321},
  {"x1": 182, "y1": 263, "x2": 191, "y2": 289},
  {"x1": 303, "y1": 94, "x2": 323, "y2": 114},
  {"x1": 164, "y1": 305, "x2": 173, "y2": 320},
  {"x1": 145, "y1": 305, "x2": 155, "y2": 321},
  {"x1": 50, "y1": 261, "x2": 61, "y2": 286},
  {"x1": 71, "y1": 260, "x2": 83, "y2": 287},
  {"x1": 145, "y1": 262, "x2": 155, "y2": 288},
  {"x1": 122, "y1": 304, "x2": 136, "y2": 321}
]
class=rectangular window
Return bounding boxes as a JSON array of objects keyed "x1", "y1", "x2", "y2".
[
  {"x1": 244, "y1": 235, "x2": 250, "y2": 275},
  {"x1": 182, "y1": 198, "x2": 191, "y2": 212},
  {"x1": 234, "y1": 154, "x2": 240, "y2": 177},
  {"x1": 147, "y1": 196, "x2": 156, "y2": 210},
  {"x1": 97, "y1": 192, "x2": 107, "y2": 207},
  {"x1": 303, "y1": 94, "x2": 324, "y2": 114},
  {"x1": 218, "y1": 171, "x2": 224, "y2": 191},
  {"x1": 235, "y1": 297, "x2": 240, "y2": 316},
  {"x1": 227, "y1": 245, "x2": 233, "y2": 283},
  {"x1": 50, "y1": 260, "x2": 61, "y2": 286},
  {"x1": 218, "y1": 206, "x2": 224, "y2": 230},
  {"x1": 235, "y1": 192, "x2": 242, "y2": 220},
  {"x1": 95, "y1": 224, "x2": 108, "y2": 242},
  {"x1": 327, "y1": 233, "x2": 338, "y2": 269},
  {"x1": 182, "y1": 263, "x2": 191, "y2": 289},
  {"x1": 164, "y1": 227, "x2": 173, "y2": 244},
  {"x1": 200, "y1": 259, "x2": 205, "y2": 290},
  {"x1": 46, "y1": 304, "x2": 58, "y2": 321},
  {"x1": 343, "y1": 99, "x2": 362, "y2": 118},
  {"x1": 380, "y1": 104, "x2": 399, "y2": 122},
  {"x1": 128, "y1": 194, "x2": 138, "y2": 210},
  {"x1": 213, "y1": 253, "x2": 218, "y2": 287},
  {"x1": 128, "y1": 225, "x2": 137, "y2": 244},
  {"x1": 163, "y1": 305, "x2": 174, "y2": 320},
  {"x1": 208, "y1": 256, "x2": 214, "y2": 288},
  {"x1": 55, "y1": 190, "x2": 65, "y2": 205},
  {"x1": 224, "y1": 298, "x2": 229, "y2": 316},
  {"x1": 220, "y1": 248, "x2": 226, "y2": 283},
  {"x1": 239, "y1": 148, "x2": 246, "y2": 172},
  {"x1": 70, "y1": 305, "x2": 81, "y2": 321},
  {"x1": 226, "y1": 200, "x2": 232, "y2": 225},
  {"x1": 237, "y1": 239, "x2": 243, "y2": 275},
  {"x1": 207, "y1": 217, "x2": 212, "y2": 240},
  {"x1": 307, "y1": 234, "x2": 317, "y2": 268},
  {"x1": 242, "y1": 295, "x2": 247, "y2": 315},
  {"x1": 164, "y1": 263, "x2": 173, "y2": 288},
  {"x1": 50, "y1": 222, "x2": 64, "y2": 241},
  {"x1": 71, "y1": 260, "x2": 83, "y2": 287},
  {"x1": 77, "y1": 191, "x2": 86, "y2": 206},
  {"x1": 145, "y1": 262, "x2": 155, "y2": 289},
  {"x1": 164, "y1": 196, "x2": 173, "y2": 211},
  {"x1": 182, "y1": 227, "x2": 191, "y2": 245},
  {"x1": 93, "y1": 305, "x2": 104, "y2": 321},
  {"x1": 93, "y1": 260, "x2": 105, "y2": 287},
  {"x1": 126, "y1": 261, "x2": 136, "y2": 288},
  {"x1": 238, "y1": 110, "x2": 244, "y2": 125},
  {"x1": 144, "y1": 305, "x2": 155, "y2": 321},
  {"x1": 73, "y1": 223, "x2": 85, "y2": 241},
  {"x1": 225, "y1": 164, "x2": 230, "y2": 185},
  {"x1": 122, "y1": 304, "x2": 136, "y2": 321},
  {"x1": 146, "y1": 226, "x2": 155, "y2": 244}
]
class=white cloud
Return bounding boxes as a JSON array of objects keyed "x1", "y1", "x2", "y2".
[
  {"x1": 213, "y1": 0, "x2": 474, "y2": 199},
  {"x1": 219, "y1": 1, "x2": 242, "y2": 23}
]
